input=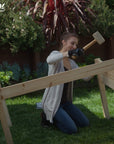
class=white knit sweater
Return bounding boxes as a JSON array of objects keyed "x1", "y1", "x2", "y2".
[{"x1": 41, "y1": 50, "x2": 79, "y2": 123}]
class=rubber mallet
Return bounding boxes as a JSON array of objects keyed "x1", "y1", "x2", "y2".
[{"x1": 72, "y1": 31, "x2": 105, "y2": 59}]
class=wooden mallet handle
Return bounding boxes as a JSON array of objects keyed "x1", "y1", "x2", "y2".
[{"x1": 83, "y1": 39, "x2": 96, "y2": 51}]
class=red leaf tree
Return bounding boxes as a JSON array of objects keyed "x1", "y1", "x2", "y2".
[{"x1": 11, "y1": 0, "x2": 95, "y2": 46}]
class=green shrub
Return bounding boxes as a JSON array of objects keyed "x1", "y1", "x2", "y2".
[
  {"x1": 0, "y1": 61, "x2": 21, "y2": 81},
  {"x1": 84, "y1": 54, "x2": 98, "y2": 65},
  {"x1": 35, "y1": 62, "x2": 48, "y2": 78},
  {"x1": 89, "y1": 0, "x2": 114, "y2": 37},
  {"x1": 78, "y1": 0, "x2": 114, "y2": 38},
  {"x1": 0, "y1": 61, "x2": 48, "y2": 86},
  {"x1": 0, "y1": 0, "x2": 45, "y2": 53},
  {"x1": 20, "y1": 65, "x2": 32, "y2": 82},
  {"x1": 0, "y1": 71, "x2": 13, "y2": 86},
  {"x1": 106, "y1": 0, "x2": 114, "y2": 9}
]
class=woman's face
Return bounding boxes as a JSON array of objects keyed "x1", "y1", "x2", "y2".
[{"x1": 62, "y1": 36, "x2": 78, "y2": 52}]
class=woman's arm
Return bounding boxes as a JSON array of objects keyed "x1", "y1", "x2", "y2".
[{"x1": 47, "y1": 51, "x2": 68, "y2": 64}]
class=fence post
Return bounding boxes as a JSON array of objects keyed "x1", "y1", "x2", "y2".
[
  {"x1": 95, "y1": 58, "x2": 110, "y2": 119},
  {"x1": 0, "y1": 84, "x2": 14, "y2": 144}
]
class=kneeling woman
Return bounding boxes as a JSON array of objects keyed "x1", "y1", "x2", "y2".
[{"x1": 41, "y1": 32, "x2": 92, "y2": 134}]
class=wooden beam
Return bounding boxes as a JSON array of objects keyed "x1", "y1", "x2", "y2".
[
  {"x1": 102, "y1": 70, "x2": 114, "y2": 90},
  {"x1": 0, "y1": 100, "x2": 14, "y2": 144},
  {"x1": 0, "y1": 59, "x2": 114, "y2": 100},
  {"x1": 0, "y1": 84, "x2": 13, "y2": 144},
  {"x1": 0, "y1": 85, "x2": 12, "y2": 127},
  {"x1": 95, "y1": 58, "x2": 110, "y2": 119},
  {"x1": 1, "y1": 100, "x2": 12, "y2": 127}
]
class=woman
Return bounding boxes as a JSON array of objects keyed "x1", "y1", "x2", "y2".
[{"x1": 41, "y1": 32, "x2": 92, "y2": 134}]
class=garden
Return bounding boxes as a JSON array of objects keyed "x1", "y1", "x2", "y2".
[{"x1": 0, "y1": 0, "x2": 114, "y2": 144}]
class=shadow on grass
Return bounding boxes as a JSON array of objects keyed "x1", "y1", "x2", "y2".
[{"x1": 0, "y1": 103, "x2": 114, "y2": 144}]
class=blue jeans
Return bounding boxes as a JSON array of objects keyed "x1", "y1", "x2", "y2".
[{"x1": 53, "y1": 102, "x2": 89, "y2": 134}]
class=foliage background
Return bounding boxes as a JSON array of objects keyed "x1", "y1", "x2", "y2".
[
  {"x1": 88, "y1": 0, "x2": 114, "y2": 38},
  {"x1": 0, "y1": 0, "x2": 113, "y2": 86},
  {"x1": 0, "y1": 0, "x2": 45, "y2": 53},
  {"x1": 0, "y1": 0, "x2": 113, "y2": 53}
]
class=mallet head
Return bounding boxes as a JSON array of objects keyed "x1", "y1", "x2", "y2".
[{"x1": 92, "y1": 31, "x2": 105, "y2": 45}]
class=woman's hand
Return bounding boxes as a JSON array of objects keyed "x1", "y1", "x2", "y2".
[{"x1": 68, "y1": 48, "x2": 84, "y2": 58}]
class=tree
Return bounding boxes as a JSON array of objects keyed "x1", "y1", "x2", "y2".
[
  {"x1": 22, "y1": 0, "x2": 95, "y2": 45},
  {"x1": 0, "y1": 0, "x2": 45, "y2": 53},
  {"x1": 0, "y1": 0, "x2": 113, "y2": 51}
]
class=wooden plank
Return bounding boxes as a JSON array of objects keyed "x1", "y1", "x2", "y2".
[
  {"x1": 95, "y1": 60, "x2": 114, "y2": 89},
  {"x1": 103, "y1": 75, "x2": 114, "y2": 90},
  {"x1": 1, "y1": 100, "x2": 12, "y2": 127},
  {"x1": 95, "y1": 58, "x2": 110, "y2": 119},
  {"x1": 0, "y1": 100, "x2": 14, "y2": 144},
  {"x1": 0, "y1": 84, "x2": 13, "y2": 144},
  {"x1": 103, "y1": 70, "x2": 114, "y2": 80},
  {"x1": 102, "y1": 70, "x2": 114, "y2": 89},
  {"x1": 0, "y1": 85, "x2": 12, "y2": 127},
  {"x1": 0, "y1": 58, "x2": 114, "y2": 100}
]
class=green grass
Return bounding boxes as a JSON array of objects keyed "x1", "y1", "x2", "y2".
[{"x1": 0, "y1": 87, "x2": 114, "y2": 144}]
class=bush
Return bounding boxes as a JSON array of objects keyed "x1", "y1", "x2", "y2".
[
  {"x1": 0, "y1": 71, "x2": 13, "y2": 87},
  {"x1": 0, "y1": 61, "x2": 21, "y2": 81},
  {"x1": 0, "y1": 0, "x2": 45, "y2": 53},
  {"x1": 20, "y1": 64, "x2": 32, "y2": 82},
  {"x1": 0, "y1": 0, "x2": 113, "y2": 51},
  {"x1": 84, "y1": 54, "x2": 98, "y2": 65},
  {"x1": 76, "y1": 0, "x2": 114, "y2": 38},
  {"x1": 35, "y1": 62, "x2": 48, "y2": 78},
  {"x1": 88, "y1": 0, "x2": 114, "y2": 38},
  {"x1": 106, "y1": 0, "x2": 114, "y2": 9},
  {"x1": 0, "y1": 61, "x2": 48, "y2": 87}
]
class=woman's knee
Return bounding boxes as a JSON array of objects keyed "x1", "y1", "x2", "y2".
[
  {"x1": 67, "y1": 126, "x2": 78, "y2": 134},
  {"x1": 60, "y1": 122, "x2": 78, "y2": 134},
  {"x1": 85, "y1": 119, "x2": 90, "y2": 127},
  {"x1": 58, "y1": 125, "x2": 78, "y2": 134},
  {"x1": 80, "y1": 118, "x2": 89, "y2": 127},
  {"x1": 55, "y1": 120, "x2": 78, "y2": 134}
]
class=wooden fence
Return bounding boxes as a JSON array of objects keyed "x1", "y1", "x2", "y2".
[{"x1": 0, "y1": 58, "x2": 114, "y2": 144}]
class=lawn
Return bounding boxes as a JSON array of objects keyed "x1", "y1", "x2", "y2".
[{"x1": 0, "y1": 85, "x2": 114, "y2": 144}]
